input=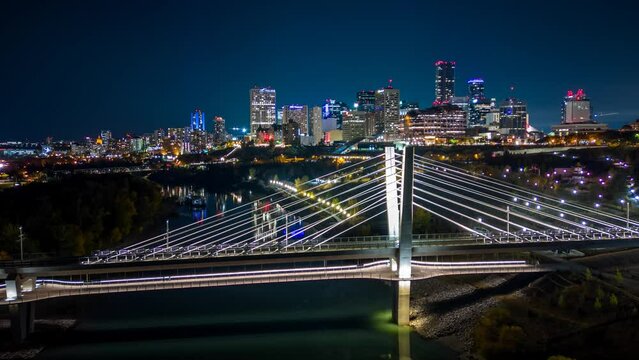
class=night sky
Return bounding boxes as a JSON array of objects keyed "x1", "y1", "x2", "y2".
[{"x1": 1, "y1": 0, "x2": 638, "y2": 141}]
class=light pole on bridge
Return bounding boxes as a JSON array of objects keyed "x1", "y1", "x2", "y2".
[
  {"x1": 18, "y1": 226, "x2": 23, "y2": 261},
  {"x1": 165, "y1": 219, "x2": 170, "y2": 250}
]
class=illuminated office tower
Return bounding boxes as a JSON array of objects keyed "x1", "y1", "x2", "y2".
[
  {"x1": 467, "y1": 79, "x2": 491, "y2": 127},
  {"x1": 355, "y1": 90, "x2": 376, "y2": 112},
  {"x1": 374, "y1": 81, "x2": 400, "y2": 139},
  {"x1": 310, "y1": 106, "x2": 323, "y2": 145},
  {"x1": 250, "y1": 86, "x2": 276, "y2": 135},
  {"x1": 434, "y1": 60, "x2": 455, "y2": 105},
  {"x1": 562, "y1": 89, "x2": 591, "y2": 124},
  {"x1": 190, "y1": 108, "x2": 205, "y2": 131},
  {"x1": 499, "y1": 98, "x2": 528, "y2": 138}
]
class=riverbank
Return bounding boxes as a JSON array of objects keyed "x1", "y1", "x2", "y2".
[
  {"x1": 409, "y1": 249, "x2": 639, "y2": 359},
  {"x1": 409, "y1": 273, "x2": 542, "y2": 358},
  {"x1": 0, "y1": 319, "x2": 76, "y2": 359}
]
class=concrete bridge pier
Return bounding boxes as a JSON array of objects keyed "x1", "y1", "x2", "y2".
[
  {"x1": 392, "y1": 146, "x2": 414, "y2": 326},
  {"x1": 9, "y1": 302, "x2": 35, "y2": 343},
  {"x1": 397, "y1": 321, "x2": 412, "y2": 360},
  {"x1": 392, "y1": 280, "x2": 411, "y2": 326}
]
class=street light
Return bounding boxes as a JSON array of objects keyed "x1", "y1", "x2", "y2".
[
  {"x1": 165, "y1": 219, "x2": 170, "y2": 250},
  {"x1": 18, "y1": 226, "x2": 23, "y2": 261}
]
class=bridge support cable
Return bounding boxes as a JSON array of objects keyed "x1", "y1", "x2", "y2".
[
  {"x1": 413, "y1": 182, "x2": 535, "y2": 239},
  {"x1": 385, "y1": 146, "x2": 400, "y2": 243},
  {"x1": 133, "y1": 157, "x2": 387, "y2": 249},
  {"x1": 413, "y1": 202, "x2": 491, "y2": 240},
  {"x1": 413, "y1": 159, "x2": 627, "y2": 237},
  {"x1": 413, "y1": 193, "x2": 515, "y2": 240},
  {"x1": 150, "y1": 180, "x2": 387, "y2": 259},
  {"x1": 398, "y1": 146, "x2": 414, "y2": 280},
  {"x1": 212, "y1": 184, "x2": 387, "y2": 254},
  {"x1": 113, "y1": 159, "x2": 393, "y2": 260},
  {"x1": 176, "y1": 167, "x2": 395, "y2": 252},
  {"x1": 307, "y1": 207, "x2": 388, "y2": 250},
  {"x1": 163, "y1": 167, "x2": 391, "y2": 254},
  {"x1": 414, "y1": 154, "x2": 639, "y2": 229},
  {"x1": 293, "y1": 197, "x2": 388, "y2": 250},
  {"x1": 413, "y1": 158, "x2": 630, "y2": 232},
  {"x1": 413, "y1": 173, "x2": 585, "y2": 237},
  {"x1": 117, "y1": 154, "x2": 388, "y2": 251},
  {"x1": 413, "y1": 179, "x2": 580, "y2": 241},
  {"x1": 253, "y1": 189, "x2": 388, "y2": 252},
  {"x1": 413, "y1": 170, "x2": 609, "y2": 238}
]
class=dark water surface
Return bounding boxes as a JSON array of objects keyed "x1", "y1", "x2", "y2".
[{"x1": 37, "y1": 280, "x2": 455, "y2": 360}]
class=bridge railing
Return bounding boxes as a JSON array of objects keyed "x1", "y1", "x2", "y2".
[{"x1": 82, "y1": 226, "x2": 639, "y2": 265}]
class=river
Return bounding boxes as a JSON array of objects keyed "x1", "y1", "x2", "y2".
[{"x1": 35, "y1": 185, "x2": 455, "y2": 359}]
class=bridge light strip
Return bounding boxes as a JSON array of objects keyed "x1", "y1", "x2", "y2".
[
  {"x1": 34, "y1": 260, "x2": 392, "y2": 287},
  {"x1": 412, "y1": 260, "x2": 527, "y2": 267}
]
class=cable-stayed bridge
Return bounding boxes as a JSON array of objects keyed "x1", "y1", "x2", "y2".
[{"x1": 2, "y1": 146, "x2": 638, "y2": 340}]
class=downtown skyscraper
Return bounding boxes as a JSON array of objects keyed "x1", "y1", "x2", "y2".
[
  {"x1": 561, "y1": 89, "x2": 591, "y2": 124},
  {"x1": 499, "y1": 97, "x2": 528, "y2": 138},
  {"x1": 190, "y1": 108, "x2": 205, "y2": 131},
  {"x1": 355, "y1": 90, "x2": 376, "y2": 112},
  {"x1": 467, "y1": 79, "x2": 491, "y2": 127},
  {"x1": 250, "y1": 86, "x2": 276, "y2": 135},
  {"x1": 375, "y1": 81, "x2": 400, "y2": 139},
  {"x1": 434, "y1": 60, "x2": 455, "y2": 105},
  {"x1": 282, "y1": 104, "x2": 309, "y2": 135}
]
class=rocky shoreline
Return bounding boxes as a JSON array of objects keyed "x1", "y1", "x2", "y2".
[
  {"x1": 409, "y1": 273, "x2": 542, "y2": 358},
  {"x1": 0, "y1": 319, "x2": 76, "y2": 359}
]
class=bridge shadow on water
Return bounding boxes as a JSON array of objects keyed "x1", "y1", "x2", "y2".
[{"x1": 53, "y1": 315, "x2": 374, "y2": 345}]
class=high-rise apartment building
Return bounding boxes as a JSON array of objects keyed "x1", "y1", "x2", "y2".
[
  {"x1": 468, "y1": 78, "x2": 485, "y2": 100},
  {"x1": 99, "y1": 130, "x2": 112, "y2": 146},
  {"x1": 250, "y1": 87, "x2": 276, "y2": 135},
  {"x1": 467, "y1": 79, "x2": 492, "y2": 127},
  {"x1": 282, "y1": 105, "x2": 309, "y2": 135},
  {"x1": 499, "y1": 98, "x2": 528, "y2": 138},
  {"x1": 404, "y1": 105, "x2": 466, "y2": 141},
  {"x1": 212, "y1": 116, "x2": 226, "y2": 144},
  {"x1": 310, "y1": 106, "x2": 323, "y2": 145},
  {"x1": 374, "y1": 83, "x2": 400, "y2": 139},
  {"x1": 322, "y1": 99, "x2": 349, "y2": 130},
  {"x1": 342, "y1": 111, "x2": 376, "y2": 141},
  {"x1": 434, "y1": 60, "x2": 455, "y2": 105}
]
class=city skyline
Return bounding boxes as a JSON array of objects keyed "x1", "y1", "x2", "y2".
[{"x1": 2, "y1": 0, "x2": 639, "y2": 140}]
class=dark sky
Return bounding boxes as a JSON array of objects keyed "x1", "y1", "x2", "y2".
[{"x1": 1, "y1": 0, "x2": 638, "y2": 140}]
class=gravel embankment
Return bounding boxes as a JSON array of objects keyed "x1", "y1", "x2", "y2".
[{"x1": 410, "y1": 274, "x2": 528, "y2": 357}]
